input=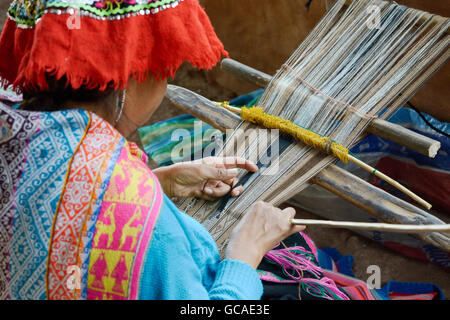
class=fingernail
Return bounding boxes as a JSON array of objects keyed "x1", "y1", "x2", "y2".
[
  {"x1": 233, "y1": 189, "x2": 241, "y2": 196},
  {"x1": 204, "y1": 187, "x2": 213, "y2": 195}
]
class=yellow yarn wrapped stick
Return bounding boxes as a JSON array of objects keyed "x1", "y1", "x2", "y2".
[
  {"x1": 217, "y1": 101, "x2": 432, "y2": 210},
  {"x1": 240, "y1": 106, "x2": 350, "y2": 164}
]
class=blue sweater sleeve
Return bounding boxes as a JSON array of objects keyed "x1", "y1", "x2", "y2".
[{"x1": 138, "y1": 195, "x2": 263, "y2": 300}]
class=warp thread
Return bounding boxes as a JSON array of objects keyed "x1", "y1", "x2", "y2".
[{"x1": 280, "y1": 64, "x2": 378, "y2": 121}]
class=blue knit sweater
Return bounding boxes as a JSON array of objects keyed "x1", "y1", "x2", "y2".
[{"x1": 138, "y1": 194, "x2": 263, "y2": 300}]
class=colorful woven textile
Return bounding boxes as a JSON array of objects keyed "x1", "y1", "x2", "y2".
[
  {"x1": 317, "y1": 247, "x2": 444, "y2": 300},
  {"x1": 257, "y1": 232, "x2": 352, "y2": 300},
  {"x1": 0, "y1": 103, "x2": 163, "y2": 299},
  {"x1": 1, "y1": 104, "x2": 88, "y2": 300},
  {"x1": 0, "y1": 0, "x2": 227, "y2": 92},
  {"x1": 257, "y1": 232, "x2": 444, "y2": 300},
  {"x1": 139, "y1": 114, "x2": 222, "y2": 167}
]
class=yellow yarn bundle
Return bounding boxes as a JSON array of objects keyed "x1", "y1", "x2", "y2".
[{"x1": 238, "y1": 106, "x2": 350, "y2": 164}]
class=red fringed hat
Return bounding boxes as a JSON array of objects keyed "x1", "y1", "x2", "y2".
[{"x1": 0, "y1": 0, "x2": 228, "y2": 93}]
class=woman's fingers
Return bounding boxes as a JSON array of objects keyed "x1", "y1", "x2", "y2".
[
  {"x1": 219, "y1": 157, "x2": 259, "y2": 172},
  {"x1": 194, "y1": 189, "x2": 217, "y2": 202},
  {"x1": 200, "y1": 156, "x2": 259, "y2": 172},
  {"x1": 203, "y1": 177, "x2": 243, "y2": 198},
  {"x1": 200, "y1": 166, "x2": 240, "y2": 181},
  {"x1": 191, "y1": 157, "x2": 259, "y2": 200},
  {"x1": 222, "y1": 177, "x2": 242, "y2": 196},
  {"x1": 203, "y1": 180, "x2": 232, "y2": 198},
  {"x1": 231, "y1": 185, "x2": 243, "y2": 197}
]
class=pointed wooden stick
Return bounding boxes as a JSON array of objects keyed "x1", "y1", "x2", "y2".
[
  {"x1": 290, "y1": 219, "x2": 450, "y2": 233},
  {"x1": 219, "y1": 103, "x2": 432, "y2": 210},
  {"x1": 348, "y1": 155, "x2": 431, "y2": 210}
]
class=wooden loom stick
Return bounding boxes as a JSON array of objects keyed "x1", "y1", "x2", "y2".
[
  {"x1": 220, "y1": 58, "x2": 441, "y2": 158},
  {"x1": 348, "y1": 155, "x2": 432, "y2": 210},
  {"x1": 219, "y1": 103, "x2": 432, "y2": 210},
  {"x1": 290, "y1": 219, "x2": 450, "y2": 233}
]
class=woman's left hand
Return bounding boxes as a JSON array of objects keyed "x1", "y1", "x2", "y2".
[{"x1": 153, "y1": 157, "x2": 258, "y2": 200}]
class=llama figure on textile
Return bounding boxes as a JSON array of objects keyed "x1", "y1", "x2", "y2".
[
  {"x1": 119, "y1": 206, "x2": 143, "y2": 250},
  {"x1": 94, "y1": 203, "x2": 117, "y2": 248}
]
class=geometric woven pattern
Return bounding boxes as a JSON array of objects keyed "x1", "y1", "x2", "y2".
[
  {"x1": 0, "y1": 104, "x2": 40, "y2": 299},
  {"x1": 1, "y1": 105, "x2": 163, "y2": 299},
  {"x1": 0, "y1": 104, "x2": 89, "y2": 299},
  {"x1": 47, "y1": 113, "x2": 121, "y2": 300}
]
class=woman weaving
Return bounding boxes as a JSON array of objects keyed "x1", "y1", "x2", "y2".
[{"x1": 0, "y1": 0, "x2": 353, "y2": 300}]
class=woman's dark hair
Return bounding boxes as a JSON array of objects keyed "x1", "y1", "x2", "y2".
[{"x1": 19, "y1": 74, "x2": 115, "y2": 111}]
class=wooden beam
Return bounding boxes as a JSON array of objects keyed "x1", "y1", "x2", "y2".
[
  {"x1": 220, "y1": 58, "x2": 441, "y2": 158},
  {"x1": 290, "y1": 219, "x2": 450, "y2": 233},
  {"x1": 165, "y1": 85, "x2": 450, "y2": 251},
  {"x1": 310, "y1": 164, "x2": 450, "y2": 250}
]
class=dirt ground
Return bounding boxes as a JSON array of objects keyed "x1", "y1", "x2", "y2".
[{"x1": 0, "y1": 0, "x2": 448, "y2": 299}]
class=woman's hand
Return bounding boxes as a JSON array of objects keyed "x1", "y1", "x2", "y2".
[
  {"x1": 153, "y1": 157, "x2": 258, "y2": 200},
  {"x1": 225, "y1": 201, "x2": 306, "y2": 269}
]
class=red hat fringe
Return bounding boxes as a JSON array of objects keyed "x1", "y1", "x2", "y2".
[{"x1": 0, "y1": 0, "x2": 228, "y2": 93}]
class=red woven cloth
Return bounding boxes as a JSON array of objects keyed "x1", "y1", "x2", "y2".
[{"x1": 0, "y1": 0, "x2": 228, "y2": 92}]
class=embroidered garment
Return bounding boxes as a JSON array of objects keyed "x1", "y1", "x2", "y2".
[
  {"x1": 0, "y1": 103, "x2": 163, "y2": 299},
  {"x1": 0, "y1": 103, "x2": 263, "y2": 300},
  {"x1": 257, "y1": 232, "x2": 444, "y2": 300},
  {"x1": 0, "y1": 0, "x2": 227, "y2": 93}
]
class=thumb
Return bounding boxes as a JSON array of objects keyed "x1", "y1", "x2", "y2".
[{"x1": 282, "y1": 207, "x2": 306, "y2": 234}]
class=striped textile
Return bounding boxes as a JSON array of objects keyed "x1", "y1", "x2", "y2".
[{"x1": 138, "y1": 89, "x2": 263, "y2": 167}]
